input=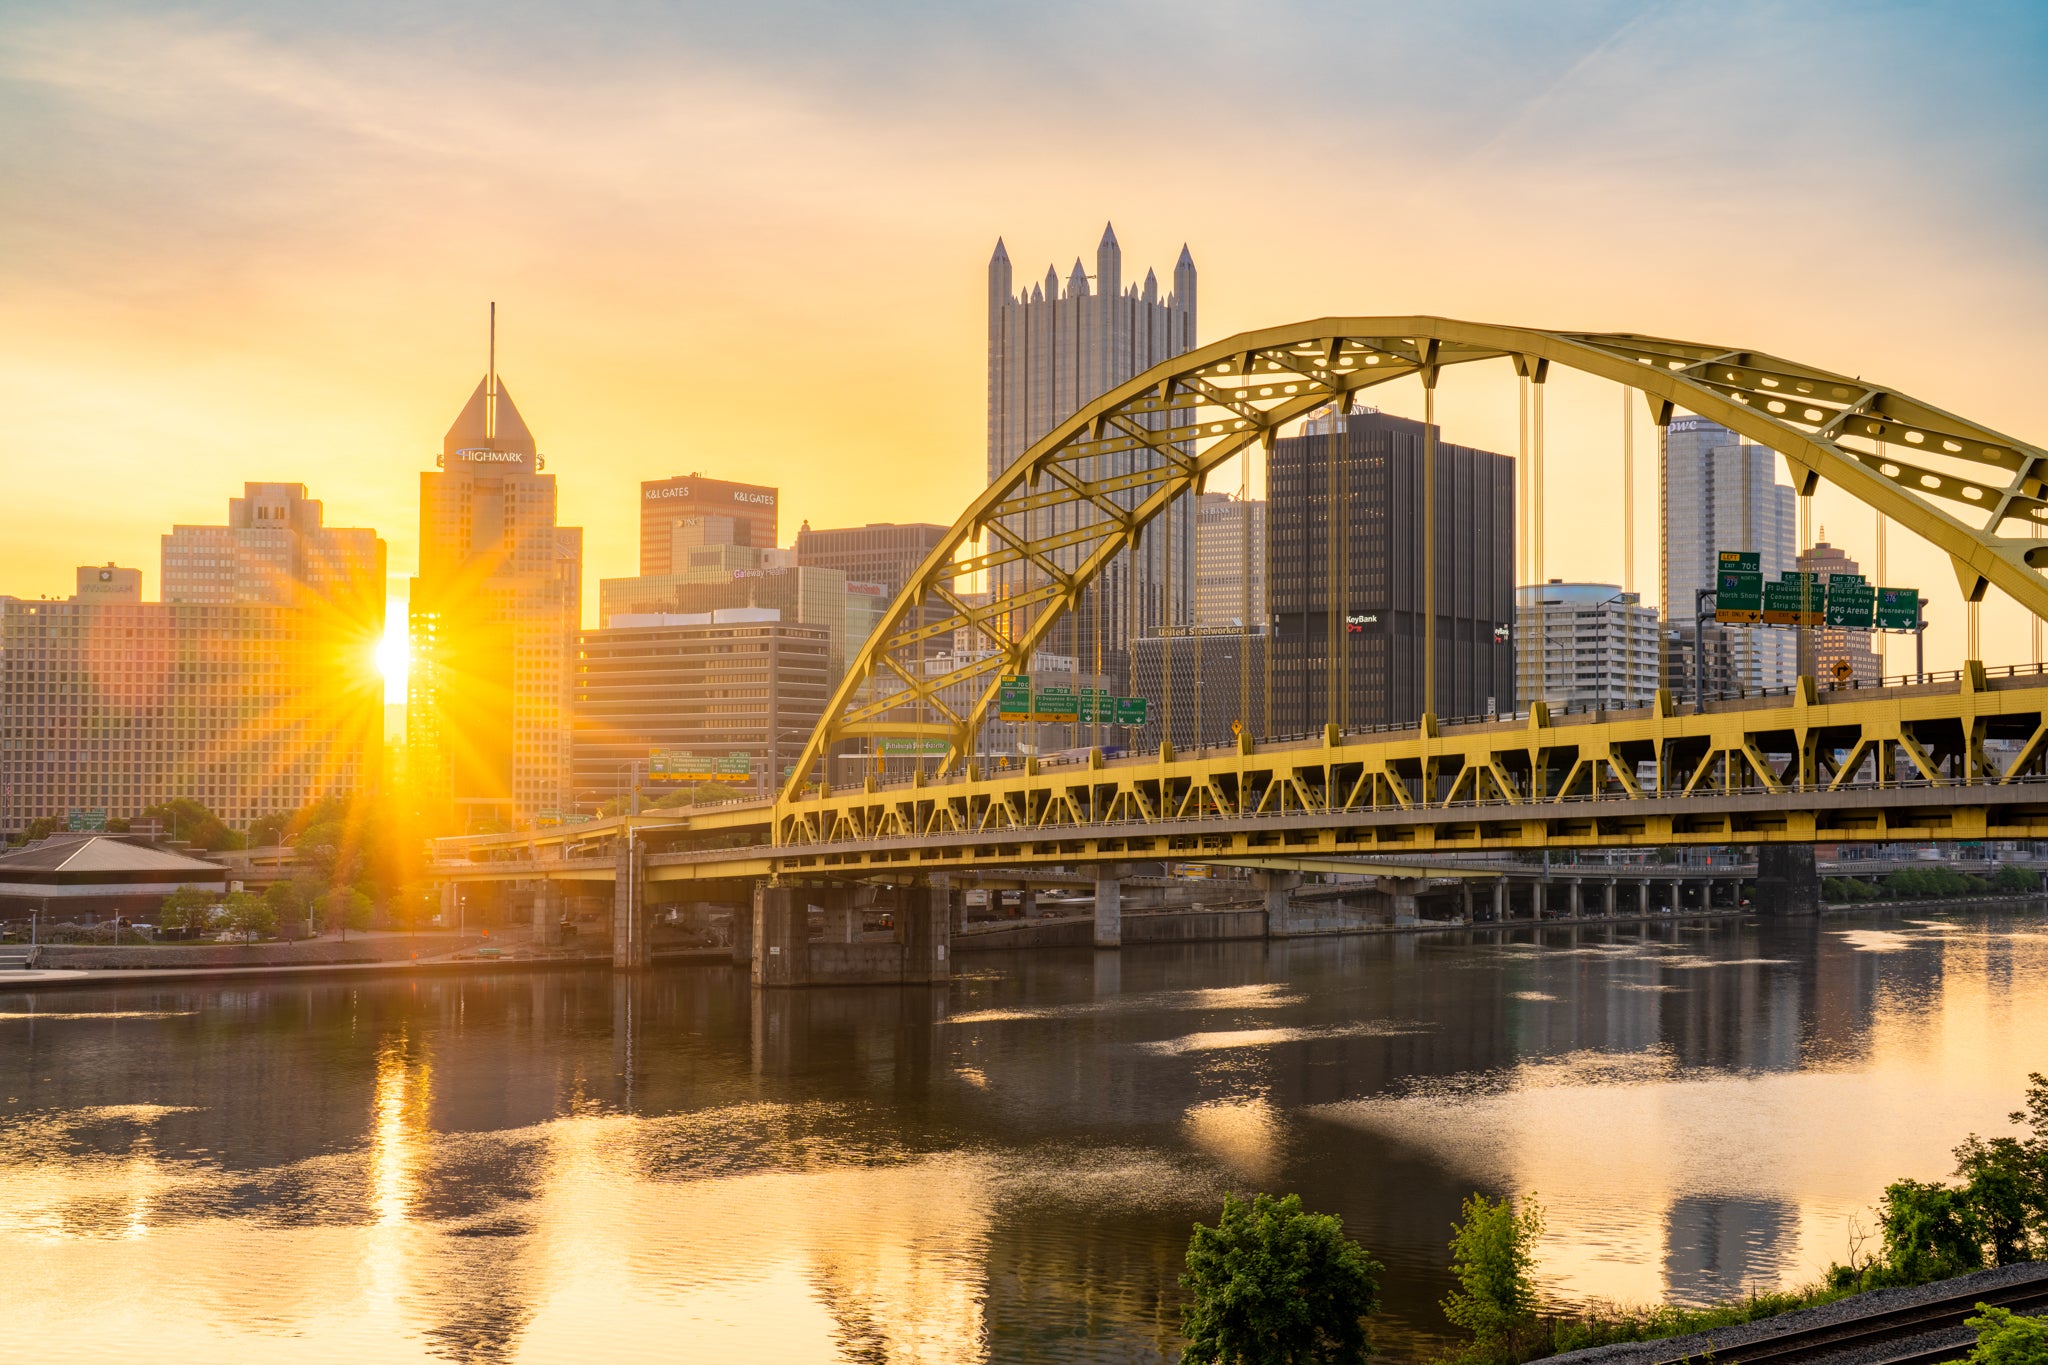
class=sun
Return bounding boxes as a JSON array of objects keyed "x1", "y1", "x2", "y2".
[{"x1": 375, "y1": 614, "x2": 409, "y2": 702}]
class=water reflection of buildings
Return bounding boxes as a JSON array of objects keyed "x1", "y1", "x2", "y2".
[{"x1": 1662, "y1": 1194, "x2": 1798, "y2": 1303}]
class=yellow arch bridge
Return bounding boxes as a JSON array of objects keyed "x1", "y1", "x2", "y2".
[{"x1": 431, "y1": 317, "x2": 2048, "y2": 965}]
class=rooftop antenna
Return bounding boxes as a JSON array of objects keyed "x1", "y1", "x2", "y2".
[{"x1": 487, "y1": 301, "x2": 497, "y2": 442}]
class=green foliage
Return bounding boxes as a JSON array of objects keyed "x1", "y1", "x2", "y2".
[
  {"x1": 263, "y1": 881, "x2": 307, "y2": 940},
  {"x1": 158, "y1": 886, "x2": 217, "y2": 933},
  {"x1": 1965, "y1": 1305, "x2": 2048, "y2": 1365},
  {"x1": 1443, "y1": 1194, "x2": 1544, "y2": 1351},
  {"x1": 141, "y1": 798, "x2": 242, "y2": 851},
  {"x1": 1877, "y1": 1179, "x2": 1987, "y2": 1281},
  {"x1": 220, "y1": 891, "x2": 274, "y2": 942},
  {"x1": 1994, "y1": 865, "x2": 2042, "y2": 894},
  {"x1": 1543, "y1": 1285, "x2": 1852, "y2": 1358},
  {"x1": 1180, "y1": 1191, "x2": 1382, "y2": 1365},
  {"x1": 322, "y1": 887, "x2": 374, "y2": 940},
  {"x1": 17, "y1": 815, "x2": 64, "y2": 845}
]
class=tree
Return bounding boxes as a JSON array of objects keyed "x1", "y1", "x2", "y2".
[
  {"x1": 158, "y1": 886, "x2": 216, "y2": 935},
  {"x1": 1180, "y1": 1192, "x2": 1382, "y2": 1365},
  {"x1": 323, "y1": 887, "x2": 373, "y2": 940},
  {"x1": 140, "y1": 798, "x2": 241, "y2": 852},
  {"x1": 1877, "y1": 1178, "x2": 1986, "y2": 1282},
  {"x1": 1443, "y1": 1194, "x2": 1545, "y2": 1352},
  {"x1": 1965, "y1": 1305, "x2": 2048, "y2": 1365},
  {"x1": 220, "y1": 890, "x2": 274, "y2": 943},
  {"x1": 263, "y1": 881, "x2": 304, "y2": 940}
]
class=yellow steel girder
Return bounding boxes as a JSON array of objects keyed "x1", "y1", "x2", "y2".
[{"x1": 788, "y1": 317, "x2": 2048, "y2": 800}]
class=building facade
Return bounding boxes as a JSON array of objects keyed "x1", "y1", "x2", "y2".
[
  {"x1": 639, "y1": 474, "x2": 778, "y2": 576},
  {"x1": 987, "y1": 225, "x2": 1197, "y2": 668},
  {"x1": 572, "y1": 619, "x2": 830, "y2": 805},
  {"x1": 1514, "y1": 582, "x2": 1660, "y2": 711},
  {"x1": 600, "y1": 562, "x2": 880, "y2": 683},
  {"x1": 1131, "y1": 630, "x2": 1268, "y2": 752},
  {"x1": 1661, "y1": 416, "x2": 1798, "y2": 693},
  {"x1": 162, "y1": 482, "x2": 384, "y2": 623},
  {"x1": 1268, "y1": 408, "x2": 1515, "y2": 731},
  {"x1": 0, "y1": 571, "x2": 381, "y2": 837},
  {"x1": 1797, "y1": 541, "x2": 1882, "y2": 688},
  {"x1": 1194, "y1": 493, "x2": 1265, "y2": 629},
  {"x1": 407, "y1": 372, "x2": 583, "y2": 831}
]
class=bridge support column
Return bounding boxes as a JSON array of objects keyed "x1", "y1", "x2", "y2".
[
  {"x1": 1567, "y1": 879, "x2": 1584, "y2": 919},
  {"x1": 899, "y1": 882, "x2": 950, "y2": 983},
  {"x1": 612, "y1": 836, "x2": 650, "y2": 970},
  {"x1": 1492, "y1": 878, "x2": 1506, "y2": 922},
  {"x1": 752, "y1": 884, "x2": 807, "y2": 987},
  {"x1": 1753, "y1": 843, "x2": 1818, "y2": 916},
  {"x1": 1460, "y1": 881, "x2": 1474, "y2": 924},
  {"x1": 1531, "y1": 880, "x2": 1547, "y2": 921},
  {"x1": 1017, "y1": 888, "x2": 1037, "y2": 919},
  {"x1": 731, "y1": 893, "x2": 755, "y2": 964},
  {"x1": 1093, "y1": 865, "x2": 1123, "y2": 949},
  {"x1": 817, "y1": 887, "x2": 859, "y2": 944},
  {"x1": 1254, "y1": 871, "x2": 1303, "y2": 936},
  {"x1": 532, "y1": 881, "x2": 561, "y2": 949},
  {"x1": 1383, "y1": 878, "x2": 1422, "y2": 926},
  {"x1": 1603, "y1": 879, "x2": 1617, "y2": 918}
]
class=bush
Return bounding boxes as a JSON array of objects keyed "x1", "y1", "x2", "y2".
[
  {"x1": 158, "y1": 886, "x2": 216, "y2": 934},
  {"x1": 1180, "y1": 1192, "x2": 1382, "y2": 1365},
  {"x1": 1994, "y1": 866, "x2": 2042, "y2": 894},
  {"x1": 1965, "y1": 1305, "x2": 2048, "y2": 1365},
  {"x1": 1443, "y1": 1194, "x2": 1544, "y2": 1354},
  {"x1": 1824, "y1": 878, "x2": 1850, "y2": 902}
]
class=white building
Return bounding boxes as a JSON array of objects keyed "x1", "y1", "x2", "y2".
[
  {"x1": 1515, "y1": 582, "x2": 1661, "y2": 711},
  {"x1": 163, "y1": 483, "x2": 384, "y2": 617},
  {"x1": 1661, "y1": 417, "x2": 1798, "y2": 691}
]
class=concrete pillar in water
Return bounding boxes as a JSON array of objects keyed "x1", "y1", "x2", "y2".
[
  {"x1": 1460, "y1": 880, "x2": 1475, "y2": 923},
  {"x1": 532, "y1": 880, "x2": 561, "y2": 949},
  {"x1": 1018, "y1": 887, "x2": 1037, "y2": 919},
  {"x1": 1568, "y1": 878, "x2": 1584, "y2": 918},
  {"x1": 612, "y1": 835, "x2": 650, "y2": 969},
  {"x1": 730, "y1": 894, "x2": 755, "y2": 965},
  {"x1": 897, "y1": 882, "x2": 951, "y2": 983},
  {"x1": 1753, "y1": 843, "x2": 1818, "y2": 916},
  {"x1": 1093, "y1": 864, "x2": 1124, "y2": 948},
  {"x1": 1492, "y1": 878, "x2": 1506, "y2": 922},
  {"x1": 1382, "y1": 878, "x2": 1422, "y2": 925},
  {"x1": 752, "y1": 884, "x2": 807, "y2": 987},
  {"x1": 817, "y1": 886, "x2": 859, "y2": 943},
  {"x1": 1254, "y1": 870, "x2": 1304, "y2": 935},
  {"x1": 1531, "y1": 879, "x2": 1547, "y2": 920},
  {"x1": 1602, "y1": 878, "x2": 1617, "y2": 917}
]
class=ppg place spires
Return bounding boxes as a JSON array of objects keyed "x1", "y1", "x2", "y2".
[{"x1": 986, "y1": 224, "x2": 1199, "y2": 668}]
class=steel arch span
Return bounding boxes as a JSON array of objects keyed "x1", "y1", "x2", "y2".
[{"x1": 786, "y1": 317, "x2": 2048, "y2": 797}]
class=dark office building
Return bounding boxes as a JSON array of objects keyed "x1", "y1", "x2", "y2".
[
  {"x1": 572, "y1": 620, "x2": 830, "y2": 804},
  {"x1": 794, "y1": 519, "x2": 952, "y2": 636},
  {"x1": 1269, "y1": 409, "x2": 1514, "y2": 731},
  {"x1": 1131, "y1": 630, "x2": 1268, "y2": 751}
]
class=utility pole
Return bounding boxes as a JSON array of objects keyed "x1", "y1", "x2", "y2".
[{"x1": 1694, "y1": 588, "x2": 1718, "y2": 708}]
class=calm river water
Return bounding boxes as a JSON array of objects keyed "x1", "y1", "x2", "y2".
[{"x1": 4, "y1": 909, "x2": 2045, "y2": 1363}]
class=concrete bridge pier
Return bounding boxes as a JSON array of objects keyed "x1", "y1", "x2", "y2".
[
  {"x1": 1531, "y1": 880, "x2": 1547, "y2": 921},
  {"x1": 1757, "y1": 845, "x2": 1820, "y2": 914},
  {"x1": 1602, "y1": 879, "x2": 1618, "y2": 918},
  {"x1": 1492, "y1": 878, "x2": 1506, "y2": 922},
  {"x1": 1381, "y1": 877, "x2": 1423, "y2": 926},
  {"x1": 1254, "y1": 870, "x2": 1303, "y2": 935},
  {"x1": 1093, "y1": 864, "x2": 1124, "y2": 948},
  {"x1": 816, "y1": 886, "x2": 860, "y2": 943},
  {"x1": 531, "y1": 881, "x2": 562, "y2": 949},
  {"x1": 613, "y1": 836, "x2": 650, "y2": 970},
  {"x1": 1567, "y1": 879, "x2": 1584, "y2": 918},
  {"x1": 731, "y1": 892, "x2": 754, "y2": 964}
]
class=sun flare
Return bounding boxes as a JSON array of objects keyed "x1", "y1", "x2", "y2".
[{"x1": 375, "y1": 615, "x2": 408, "y2": 702}]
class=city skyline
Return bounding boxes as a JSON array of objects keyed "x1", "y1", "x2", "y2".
[{"x1": 4, "y1": 1, "x2": 2046, "y2": 678}]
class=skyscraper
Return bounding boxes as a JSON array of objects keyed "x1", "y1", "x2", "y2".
[
  {"x1": 986, "y1": 225, "x2": 1197, "y2": 673},
  {"x1": 162, "y1": 482, "x2": 384, "y2": 624},
  {"x1": 1661, "y1": 417, "x2": 1797, "y2": 692},
  {"x1": 1194, "y1": 492, "x2": 1265, "y2": 629},
  {"x1": 638, "y1": 474, "x2": 778, "y2": 576},
  {"x1": 1797, "y1": 541, "x2": 1881, "y2": 687},
  {"x1": 1268, "y1": 408, "x2": 1515, "y2": 730},
  {"x1": 407, "y1": 362, "x2": 582, "y2": 830}
]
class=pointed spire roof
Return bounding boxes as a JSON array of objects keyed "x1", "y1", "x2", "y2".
[
  {"x1": 1177, "y1": 243, "x2": 1195, "y2": 267},
  {"x1": 990, "y1": 237, "x2": 1010, "y2": 264},
  {"x1": 1100, "y1": 221, "x2": 1119, "y2": 249},
  {"x1": 442, "y1": 374, "x2": 537, "y2": 461},
  {"x1": 443, "y1": 375, "x2": 491, "y2": 457},
  {"x1": 1067, "y1": 257, "x2": 1089, "y2": 297}
]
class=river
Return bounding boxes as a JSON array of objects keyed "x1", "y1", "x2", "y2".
[{"x1": 3, "y1": 908, "x2": 2045, "y2": 1363}]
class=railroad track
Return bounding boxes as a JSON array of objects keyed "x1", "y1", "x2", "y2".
[{"x1": 1652, "y1": 1267, "x2": 2048, "y2": 1365}]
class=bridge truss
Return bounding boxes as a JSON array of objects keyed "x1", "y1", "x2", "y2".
[{"x1": 788, "y1": 317, "x2": 2048, "y2": 802}]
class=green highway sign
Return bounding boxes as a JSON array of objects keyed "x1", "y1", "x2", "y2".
[
  {"x1": 1114, "y1": 696, "x2": 1149, "y2": 726},
  {"x1": 1826, "y1": 582, "x2": 1876, "y2": 628},
  {"x1": 1876, "y1": 587, "x2": 1922, "y2": 631},
  {"x1": 997, "y1": 675, "x2": 1032, "y2": 720},
  {"x1": 1032, "y1": 686, "x2": 1079, "y2": 721},
  {"x1": 1826, "y1": 572, "x2": 1867, "y2": 588},
  {"x1": 1762, "y1": 579, "x2": 1825, "y2": 625},
  {"x1": 66, "y1": 808, "x2": 106, "y2": 832},
  {"x1": 1716, "y1": 569, "x2": 1763, "y2": 623},
  {"x1": 1718, "y1": 550, "x2": 1761, "y2": 572},
  {"x1": 876, "y1": 737, "x2": 949, "y2": 755}
]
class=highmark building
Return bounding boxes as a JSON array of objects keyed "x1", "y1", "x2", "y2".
[
  {"x1": 0, "y1": 563, "x2": 383, "y2": 838},
  {"x1": 407, "y1": 370, "x2": 583, "y2": 831}
]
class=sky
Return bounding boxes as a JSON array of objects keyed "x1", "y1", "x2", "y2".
[{"x1": 3, "y1": 0, "x2": 2047, "y2": 679}]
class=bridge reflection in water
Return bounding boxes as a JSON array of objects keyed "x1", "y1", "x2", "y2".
[{"x1": 1, "y1": 911, "x2": 2041, "y2": 1362}]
